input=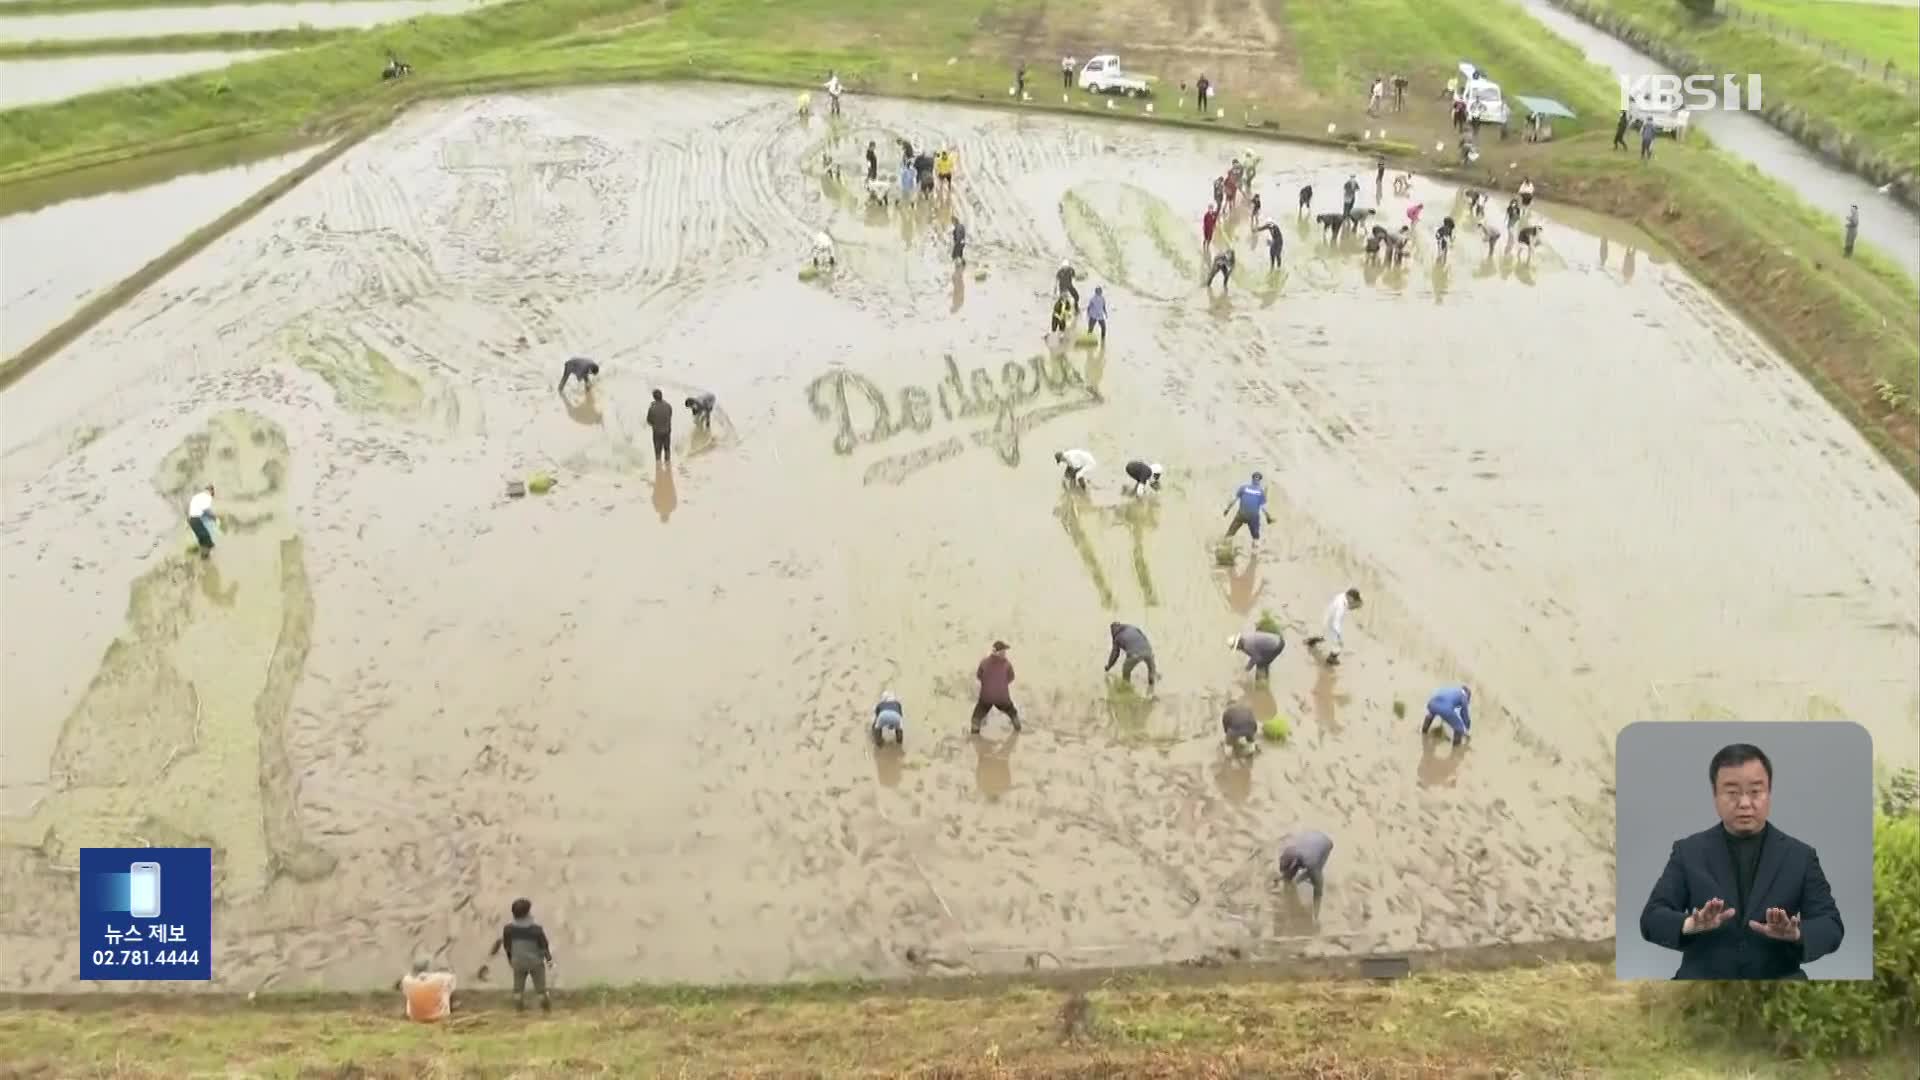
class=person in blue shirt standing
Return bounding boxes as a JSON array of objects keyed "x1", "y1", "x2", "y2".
[
  {"x1": 1085, "y1": 286, "x2": 1109, "y2": 344},
  {"x1": 1422, "y1": 684, "x2": 1472, "y2": 746},
  {"x1": 1221, "y1": 471, "x2": 1275, "y2": 548}
]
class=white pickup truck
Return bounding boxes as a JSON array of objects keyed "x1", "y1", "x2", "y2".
[
  {"x1": 1078, "y1": 55, "x2": 1153, "y2": 96},
  {"x1": 1627, "y1": 91, "x2": 1691, "y2": 138}
]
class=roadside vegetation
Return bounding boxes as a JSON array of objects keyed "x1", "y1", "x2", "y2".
[
  {"x1": 4, "y1": 960, "x2": 1916, "y2": 1078},
  {"x1": 1734, "y1": 0, "x2": 1920, "y2": 76},
  {"x1": 1559, "y1": 0, "x2": 1920, "y2": 186}
]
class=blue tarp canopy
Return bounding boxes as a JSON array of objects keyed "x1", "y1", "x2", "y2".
[{"x1": 1513, "y1": 95, "x2": 1577, "y2": 120}]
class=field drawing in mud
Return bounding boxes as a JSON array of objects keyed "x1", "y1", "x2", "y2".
[{"x1": 1, "y1": 85, "x2": 1915, "y2": 993}]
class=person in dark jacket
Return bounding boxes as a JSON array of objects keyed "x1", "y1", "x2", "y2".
[
  {"x1": 1221, "y1": 703, "x2": 1259, "y2": 751},
  {"x1": 1104, "y1": 622, "x2": 1158, "y2": 689},
  {"x1": 1638, "y1": 743, "x2": 1845, "y2": 980},
  {"x1": 1612, "y1": 109, "x2": 1630, "y2": 151},
  {"x1": 558, "y1": 357, "x2": 599, "y2": 393},
  {"x1": 872, "y1": 690, "x2": 905, "y2": 746},
  {"x1": 1122, "y1": 460, "x2": 1163, "y2": 496},
  {"x1": 865, "y1": 140, "x2": 879, "y2": 180},
  {"x1": 1277, "y1": 829, "x2": 1334, "y2": 917},
  {"x1": 1055, "y1": 260, "x2": 1081, "y2": 308},
  {"x1": 1229, "y1": 630, "x2": 1284, "y2": 680},
  {"x1": 487, "y1": 897, "x2": 554, "y2": 1011},
  {"x1": 645, "y1": 389, "x2": 673, "y2": 464},
  {"x1": 972, "y1": 640, "x2": 1021, "y2": 733}
]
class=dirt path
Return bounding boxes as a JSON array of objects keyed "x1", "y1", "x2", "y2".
[{"x1": 0, "y1": 85, "x2": 1913, "y2": 992}]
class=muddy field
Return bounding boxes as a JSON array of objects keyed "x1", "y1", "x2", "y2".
[{"x1": 1, "y1": 86, "x2": 1915, "y2": 992}]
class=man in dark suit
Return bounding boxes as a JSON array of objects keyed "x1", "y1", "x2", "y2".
[{"x1": 1638, "y1": 743, "x2": 1844, "y2": 979}]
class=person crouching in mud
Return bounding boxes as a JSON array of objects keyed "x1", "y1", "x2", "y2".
[
  {"x1": 1222, "y1": 703, "x2": 1260, "y2": 753},
  {"x1": 1123, "y1": 460, "x2": 1163, "y2": 496},
  {"x1": 872, "y1": 690, "x2": 905, "y2": 746},
  {"x1": 558, "y1": 357, "x2": 599, "y2": 393},
  {"x1": 1055, "y1": 447, "x2": 1096, "y2": 490},
  {"x1": 684, "y1": 392, "x2": 716, "y2": 430},
  {"x1": 1048, "y1": 293, "x2": 1074, "y2": 336},
  {"x1": 1206, "y1": 247, "x2": 1236, "y2": 290},
  {"x1": 972, "y1": 640, "x2": 1021, "y2": 734}
]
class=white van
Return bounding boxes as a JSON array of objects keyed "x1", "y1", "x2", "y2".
[{"x1": 1462, "y1": 79, "x2": 1510, "y2": 127}]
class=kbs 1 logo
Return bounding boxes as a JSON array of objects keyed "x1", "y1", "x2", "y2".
[{"x1": 1618, "y1": 74, "x2": 1764, "y2": 112}]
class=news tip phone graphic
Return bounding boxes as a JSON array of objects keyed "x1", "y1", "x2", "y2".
[{"x1": 79, "y1": 848, "x2": 213, "y2": 981}]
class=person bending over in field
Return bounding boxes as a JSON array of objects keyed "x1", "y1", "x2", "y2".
[{"x1": 557, "y1": 357, "x2": 599, "y2": 394}]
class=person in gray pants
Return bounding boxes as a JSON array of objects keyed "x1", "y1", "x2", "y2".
[
  {"x1": 1277, "y1": 830, "x2": 1334, "y2": 917},
  {"x1": 1222, "y1": 703, "x2": 1259, "y2": 752},
  {"x1": 1104, "y1": 622, "x2": 1158, "y2": 689},
  {"x1": 1228, "y1": 630, "x2": 1285, "y2": 680},
  {"x1": 487, "y1": 897, "x2": 554, "y2": 1012}
]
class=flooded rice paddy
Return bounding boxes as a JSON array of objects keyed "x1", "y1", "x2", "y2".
[
  {"x1": 0, "y1": 145, "x2": 326, "y2": 359},
  {"x1": 1, "y1": 86, "x2": 1915, "y2": 992},
  {"x1": 0, "y1": 51, "x2": 280, "y2": 112},
  {"x1": 0, "y1": 0, "x2": 492, "y2": 43}
]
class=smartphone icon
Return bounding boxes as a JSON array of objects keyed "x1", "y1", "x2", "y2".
[{"x1": 128, "y1": 862, "x2": 162, "y2": 920}]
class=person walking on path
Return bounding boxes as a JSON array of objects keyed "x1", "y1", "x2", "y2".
[
  {"x1": 186, "y1": 484, "x2": 218, "y2": 557},
  {"x1": 1085, "y1": 286, "x2": 1109, "y2": 344},
  {"x1": 1222, "y1": 471, "x2": 1274, "y2": 547},
  {"x1": 1640, "y1": 119, "x2": 1657, "y2": 162},
  {"x1": 487, "y1": 897, "x2": 555, "y2": 1012},
  {"x1": 1196, "y1": 74, "x2": 1211, "y2": 113},
  {"x1": 1277, "y1": 829, "x2": 1334, "y2": 918},
  {"x1": 1613, "y1": 110, "x2": 1629, "y2": 151},
  {"x1": 645, "y1": 389, "x2": 674, "y2": 465},
  {"x1": 872, "y1": 690, "x2": 906, "y2": 746},
  {"x1": 972, "y1": 640, "x2": 1022, "y2": 733},
  {"x1": 1229, "y1": 629, "x2": 1286, "y2": 680},
  {"x1": 1104, "y1": 621, "x2": 1158, "y2": 689},
  {"x1": 1422, "y1": 684, "x2": 1473, "y2": 746},
  {"x1": 1844, "y1": 205, "x2": 1859, "y2": 257},
  {"x1": 1304, "y1": 588, "x2": 1363, "y2": 666}
]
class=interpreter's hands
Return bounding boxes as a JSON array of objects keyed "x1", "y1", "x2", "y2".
[
  {"x1": 1749, "y1": 908, "x2": 1803, "y2": 942},
  {"x1": 1681, "y1": 897, "x2": 1738, "y2": 935}
]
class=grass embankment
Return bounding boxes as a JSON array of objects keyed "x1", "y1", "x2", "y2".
[
  {"x1": 1735, "y1": 0, "x2": 1920, "y2": 76},
  {"x1": 1559, "y1": 0, "x2": 1920, "y2": 190},
  {"x1": 0, "y1": 0, "x2": 405, "y2": 11},
  {"x1": 0, "y1": 28, "x2": 345, "y2": 59},
  {"x1": 4, "y1": 963, "x2": 1913, "y2": 1077}
]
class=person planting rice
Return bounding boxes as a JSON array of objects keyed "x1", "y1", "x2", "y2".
[
  {"x1": 1055, "y1": 448, "x2": 1096, "y2": 489},
  {"x1": 972, "y1": 641, "x2": 1021, "y2": 734},
  {"x1": 1103, "y1": 622, "x2": 1158, "y2": 690},
  {"x1": 1304, "y1": 588, "x2": 1362, "y2": 666},
  {"x1": 1257, "y1": 222, "x2": 1284, "y2": 269},
  {"x1": 684, "y1": 392, "x2": 716, "y2": 429},
  {"x1": 936, "y1": 149, "x2": 956, "y2": 194},
  {"x1": 950, "y1": 216, "x2": 968, "y2": 267},
  {"x1": 1206, "y1": 247, "x2": 1236, "y2": 291},
  {"x1": 1423, "y1": 684, "x2": 1473, "y2": 745},
  {"x1": 1297, "y1": 183, "x2": 1313, "y2": 216},
  {"x1": 1229, "y1": 629, "x2": 1286, "y2": 680},
  {"x1": 1123, "y1": 460, "x2": 1163, "y2": 496},
  {"x1": 1202, "y1": 205, "x2": 1220, "y2": 252},
  {"x1": 872, "y1": 690, "x2": 905, "y2": 746},
  {"x1": 1277, "y1": 830, "x2": 1334, "y2": 918},
  {"x1": 865, "y1": 140, "x2": 878, "y2": 181},
  {"x1": 1048, "y1": 294, "x2": 1074, "y2": 335},
  {"x1": 557, "y1": 356, "x2": 599, "y2": 394},
  {"x1": 1342, "y1": 174, "x2": 1359, "y2": 215},
  {"x1": 1222, "y1": 703, "x2": 1259, "y2": 751}
]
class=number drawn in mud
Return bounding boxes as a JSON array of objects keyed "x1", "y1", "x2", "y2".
[
  {"x1": 1060, "y1": 181, "x2": 1203, "y2": 300},
  {"x1": 807, "y1": 353, "x2": 1104, "y2": 485},
  {"x1": 1054, "y1": 494, "x2": 1160, "y2": 610}
]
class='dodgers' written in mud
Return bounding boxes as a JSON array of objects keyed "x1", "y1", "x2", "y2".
[{"x1": 808, "y1": 352, "x2": 1102, "y2": 474}]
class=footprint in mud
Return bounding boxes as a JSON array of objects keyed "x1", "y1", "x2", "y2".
[
  {"x1": 0, "y1": 410, "x2": 335, "y2": 899},
  {"x1": 1060, "y1": 182, "x2": 1203, "y2": 301}
]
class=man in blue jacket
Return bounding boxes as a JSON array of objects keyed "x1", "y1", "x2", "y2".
[
  {"x1": 1421, "y1": 684, "x2": 1472, "y2": 745},
  {"x1": 1639, "y1": 743, "x2": 1844, "y2": 979},
  {"x1": 1222, "y1": 471, "x2": 1275, "y2": 548}
]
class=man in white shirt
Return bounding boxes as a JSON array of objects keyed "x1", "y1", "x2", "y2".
[
  {"x1": 1054, "y1": 448, "x2": 1096, "y2": 490},
  {"x1": 185, "y1": 485, "x2": 217, "y2": 556},
  {"x1": 1304, "y1": 588, "x2": 1362, "y2": 666}
]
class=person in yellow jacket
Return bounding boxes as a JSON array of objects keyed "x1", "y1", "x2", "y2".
[{"x1": 935, "y1": 149, "x2": 956, "y2": 195}]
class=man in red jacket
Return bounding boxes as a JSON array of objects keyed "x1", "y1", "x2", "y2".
[{"x1": 972, "y1": 640, "x2": 1022, "y2": 734}]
